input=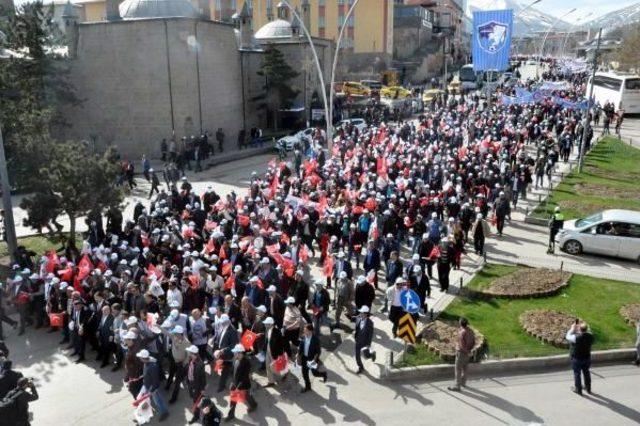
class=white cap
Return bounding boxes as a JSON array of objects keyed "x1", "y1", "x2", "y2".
[
  {"x1": 285, "y1": 296, "x2": 295, "y2": 304},
  {"x1": 186, "y1": 345, "x2": 199, "y2": 354},
  {"x1": 339, "y1": 271, "x2": 347, "y2": 279},
  {"x1": 263, "y1": 317, "x2": 275, "y2": 325},
  {"x1": 395, "y1": 277, "x2": 405, "y2": 284},
  {"x1": 231, "y1": 344, "x2": 245, "y2": 353},
  {"x1": 125, "y1": 317, "x2": 138, "y2": 326},
  {"x1": 124, "y1": 331, "x2": 137, "y2": 340},
  {"x1": 260, "y1": 257, "x2": 270, "y2": 265},
  {"x1": 59, "y1": 282, "x2": 68, "y2": 290},
  {"x1": 267, "y1": 285, "x2": 277, "y2": 293},
  {"x1": 136, "y1": 349, "x2": 150, "y2": 359},
  {"x1": 171, "y1": 325, "x2": 184, "y2": 334},
  {"x1": 256, "y1": 305, "x2": 267, "y2": 314},
  {"x1": 169, "y1": 300, "x2": 180, "y2": 308},
  {"x1": 358, "y1": 306, "x2": 370, "y2": 313},
  {"x1": 220, "y1": 314, "x2": 230, "y2": 323}
]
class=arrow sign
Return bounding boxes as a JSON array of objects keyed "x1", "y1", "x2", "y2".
[
  {"x1": 400, "y1": 289, "x2": 421, "y2": 314},
  {"x1": 397, "y1": 313, "x2": 417, "y2": 344}
]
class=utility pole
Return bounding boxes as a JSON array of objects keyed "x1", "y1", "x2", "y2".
[
  {"x1": 578, "y1": 28, "x2": 601, "y2": 173},
  {"x1": 0, "y1": 124, "x2": 17, "y2": 262}
]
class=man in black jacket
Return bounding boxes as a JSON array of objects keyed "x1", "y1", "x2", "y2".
[
  {"x1": 185, "y1": 345, "x2": 207, "y2": 424},
  {"x1": 212, "y1": 315, "x2": 238, "y2": 393},
  {"x1": 354, "y1": 306, "x2": 376, "y2": 374},
  {"x1": 96, "y1": 305, "x2": 115, "y2": 368},
  {"x1": 0, "y1": 377, "x2": 38, "y2": 426},
  {"x1": 0, "y1": 360, "x2": 23, "y2": 399},
  {"x1": 263, "y1": 317, "x2": 286, "y2": 387},
  {"x1": 566, "y1": 321, "x2": 594, "y2": 395},
  {"x1": 297, "y1": 324, "x2": 328, "y2": 393},
  {"x1": 225, "y1": 344, "x2": 257, "y2": 421}
]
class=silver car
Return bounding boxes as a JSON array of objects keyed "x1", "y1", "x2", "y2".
[{"x1": 556, "y1": 209, "x2": 640, "y2": 264}]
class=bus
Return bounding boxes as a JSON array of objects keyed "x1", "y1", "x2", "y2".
[
  {"x1": 587, "y1": 72, "x2": 640, "y2": 114},
  {"x1": 459, "y1": 64, "x2": 480, "y2": 91}
]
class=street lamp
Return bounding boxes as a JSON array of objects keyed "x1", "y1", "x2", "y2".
[
  {"x1": 537, "y1": 7, "x2": 576, "y2": 76},
  {"x1": 560, "y1": 12, "x2": 592, "y2": 59}
]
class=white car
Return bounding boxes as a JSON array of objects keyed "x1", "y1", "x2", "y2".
[
  {"x1": 340, "y1": 118, "x2": 366, "y2": 133},
  {"x1": 556, "y1": 209, "x2": 640, "y2": 264},
  {"x1": 276, "y1": 128, "x2": 314, "y2": 152}
]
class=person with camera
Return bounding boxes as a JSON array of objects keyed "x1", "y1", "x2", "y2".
[
  {"x1": 566, "y1": 320, "x2": 594, "y2": 395},
  {"x1": 0, "y1": 377, "x2": 39, "y2": 426}
]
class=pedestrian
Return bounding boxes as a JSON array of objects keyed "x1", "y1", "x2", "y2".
[
  {"x1": 137, "y1": 348, "x2": 170, "y2": 422},
  {"x1": 160, "y1": 138, "x2": 167, "y2": 162},
  {"x1": 436, "y1": 239, "x2": 454, "y2": 292},
  {"x1": 185, "y1": 345, "x2": 206, "y2": 424},
  {"x1": 547, "y1": 206, "x2": 564, "y2": 254},
  {"x1": 225, "y1": 344, "x2": 257, "y2": 421},
  {"x1": 354, "y1": 305, "x2": 376, "y2": 374},
  {"x1": 149, "y1": 169, "x2": 160, "y2": 199},
  {"x1": 0, "y1": 283, "x2": 18, "y2": 340},
  {"x1": 386, "y1": 278, "x2": 404, "y2": 336},
  {"x1": 123, "y1": 331, "x2": 144, "y2": 398},
  {"x1": 165, "y1": 325, "x2": 190, "y2": 403},
  {"x1": 447, "y1": 317, "x2": 476, "y2": 392},
  {"x1": 96, "y1": 304, "x2": 114, "y2": 368},
  {"x1": 212, "y1": 314, "x2": 238, "y2": 393},
  {"x1": 0, "y1": 377, "x2": 38, "y2": 426},
  {"x1": 198, "y1": 397, "x2": 222, "y2": 425},
  {"x1": 297, "y1": 323, "x2": 328, "y2": 393},
  {"x1": 262, "y1": 316, "x2": 286, "y2": 387},
  {"x1": 331, "y1": 272, "x2": 354, "y2": 331},
  {"x1": 216, "y1": 128, "x2": 225, "y2": 153},
  {"x1": 471, "y1": 213, "x2": 490, "y2": 255},
  {"x1": 566, "y1": 321, "x2": 594, "y2": 395}
]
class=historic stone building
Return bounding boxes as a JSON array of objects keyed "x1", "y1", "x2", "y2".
[{"x1": 55, "y1": 0, "x2": 333, "y2": 159}]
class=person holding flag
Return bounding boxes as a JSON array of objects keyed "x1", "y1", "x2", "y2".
[
  {"x1": 225, "y1": 344, "x2": 257, "y2": 421},
  {"x1": 185, "y1": 345, "x2": 207, "y2": 424}
]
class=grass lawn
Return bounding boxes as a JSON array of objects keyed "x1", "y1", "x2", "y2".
[
  {"x1": 533, "y1": 136, "x2": 640, "y2": 220},
  {"x1": 399, "y1": 264, "x2": 640, "y2": 367},
  {"x1": 0, "y1": 234, "x2": 65, "y2": 260}
]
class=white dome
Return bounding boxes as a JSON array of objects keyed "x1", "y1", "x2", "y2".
[
  {"x1": 119, "y1": 0, "x2": 200, "y2": 20},
  {"x1": 254, "y1": 19, "x2": 292, "y2": 39}
]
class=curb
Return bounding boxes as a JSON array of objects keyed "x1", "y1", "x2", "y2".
[{"x1": 383, "y1": 348, "x2": 636, "y2": 381}]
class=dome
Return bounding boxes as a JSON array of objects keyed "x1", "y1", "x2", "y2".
[
  {"x1": 254, "y1": 19, "x2": 293, "y2": 39},
  {"x1": 119, "y1": 0, "x2": 200, "y2": 20}
]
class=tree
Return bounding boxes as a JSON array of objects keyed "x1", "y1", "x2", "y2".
[
  {"x1": 256, "y1": 44, "x2": 299, "y2": 130},
  {"x1": 0, "y1": 1, "x2": 78, "y2": 189},
  {"x1": 613, "y1": 23, "x2": 640, "y2": 72},
  {"x1": 20, "y1": 142, "x2": 123, "y2": 244}
]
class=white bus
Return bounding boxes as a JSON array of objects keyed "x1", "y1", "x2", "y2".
[
  {"x1": 587, "y1": 72, "x2": 640, "y2": 114},
  {"x1": 459, "y1": 64, "x2": 480, "y2": 91}
]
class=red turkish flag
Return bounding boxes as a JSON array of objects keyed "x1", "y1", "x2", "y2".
[
  {"x1": 428, "y1": 246, "x2": 441, "y2": 261},
  {"x1": 241, "y1": 330, "x2": 258, "y2": 351},
  {"x1": 45, "y1": 250, "x2": 59, "y2": 273},
  {"x1": 224, "y1": 275, "x2": 235, "y2": 291},
  {"x1": 323, "y1": 256, "x2": 334, "y2": 278},
  {"x1": 221, "y1": 262, "x2": 232, "y2": 277},
  {"x1": 147, "y1": 263, "x2": 162, "y2": 280},
  {"x1": 229, "y1": 389, "x2": 247, "y2": 404},
  {"x1": 58, "y1": 267, "x2": 73, "y2": 282},
  {"x1": 205, "y1": 239, "x2": 216, "y2": 254},
  {"x1": 271, "y1": 353, "x2": 289, "y2": 374},
  {"x1": 299, "y1": 245, "x2": 309, "y2": 263},
  {"x1": 188, "y1": 274, "x2": 200, "y2": 289},
  {"x1": 49, "y1": 312, "x2": 64, "y2": 328},
  {"x1": 97, "y1": 261, "x2": 108, "y2": 273}
]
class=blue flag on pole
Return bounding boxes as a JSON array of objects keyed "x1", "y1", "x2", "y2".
[{"x1": 472, "y1": 9, "x2": 513, "y2": 72}]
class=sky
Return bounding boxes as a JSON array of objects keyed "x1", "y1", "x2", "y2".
[{"x1": 524, "y1": 0, "x2": 639, "y2": 20}]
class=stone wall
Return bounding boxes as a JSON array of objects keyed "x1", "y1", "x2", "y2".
[{"x1": 59, "y1": 17, "x2": 253, "y2": 160}]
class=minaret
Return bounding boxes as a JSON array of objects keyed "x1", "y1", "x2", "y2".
[
  {"x1": 106, "y1": 0, "x2": 121, "y2": 20},
  {"x1": 291, "y1": 7, "x2": 300, "y2": 38},
  {"x1": 239, "y1": 0, "x2": 252, "y2": 49},
  {"x1": 62, "y1": 1, "x2": 79, "y2": 59},
  {"x1": 301, "y1": 0, "x2": 310, "y2": 32}
]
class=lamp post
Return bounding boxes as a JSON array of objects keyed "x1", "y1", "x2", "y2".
[
  {"x1": 279, "y1": 0, "x2": 331, "y2": 148},
  {"x1": 328, "y1": 0, "x2": 360, "y2": 147},
  {"x1": 578, "y1": 28, "x2": 601, "y2": 173},
  {"x1": 537, "y1": 7, "x2": 576, "y2": 76},
  {"x1": 560, "y1": 12, "x2": 592, "y2": 59}
]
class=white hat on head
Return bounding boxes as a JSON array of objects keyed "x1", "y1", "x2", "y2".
[
  {"x1": 263, "y1": 317, "x2": 275, "y2": 325},
  {"x1": 186, "y1": 345, "x2": 199, "y2": 354},
  {"x1": 285, "y1": 296, "x2": 295, "y2": 304},
  {"x1": 220, "y1": 314, "x2": 230, "y2": 323},
  {"x1": 256, "y1": 305, "x2": 267, "y2": 314},
  {"x1": 171, "y1": 325, "x2": 184, "y2": 334},
  {"x1": 260, "y1": 257, "x2": 270, "y2": 265},
  {"x1": 136, "y1": 349, "x2": 150, "y2": 359},
  {"x1": 59, "y1": 282, "x2": 68, "y2": 290},
  {"x1": 124, "y1": 331, "x2": 137, "y2": 340},
  {"x1": 358, "y1": 306, "x2": 370, "y2": 313},
  {"x1": 267, "y1": 285, "x2": 277, "y2": 293},
  {"x1": 339, "y1": 271, "x2": 347, "y2": 279},
  {"x1": 125, "y1": 317, "x2": 138, "y2": 326}
]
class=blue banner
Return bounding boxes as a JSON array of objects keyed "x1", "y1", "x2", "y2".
[{"x1": 472, "y1": 9, "x2": 513, "y2": 72}]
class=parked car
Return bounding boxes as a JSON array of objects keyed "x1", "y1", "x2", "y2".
[
  {"x1": 422, "y1": 89, "x2": 444, "y2": 103},
  {"x1": 360, "y1": 80, "x2": 382, "y2": 98},
  {"x1": 342, "y1": 81, "x2": 371, "y2": 97},
  {"x1": 340, "y1": 118, "x2": 367, "y2": 133},
  {"x1": 556, "y1": 209, "x2": 640, "y2": 264},
  {"x1": 380, "y1": 85, "x2": 412, "y2": 99},
  {"x1": 276, "y1": 128, "x2": 314, "y2": 152}
]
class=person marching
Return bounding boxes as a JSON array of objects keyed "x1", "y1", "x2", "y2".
[
  {"x1": 225, "y1": 344, "x2": 257, "y2": 421},
  {"x1": 185, "y1": 345, "x2": 207, "y2": 424},
  {"x1": 297, "y1": 323, "x2": 328, "y2": 393},
  {"x1": 354, "y1": 306, "x2": 376, "y2": 374}
]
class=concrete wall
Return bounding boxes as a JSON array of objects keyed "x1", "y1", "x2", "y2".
[{"x1": 60, "y1": 17, "x2": 247, "y2": 160}]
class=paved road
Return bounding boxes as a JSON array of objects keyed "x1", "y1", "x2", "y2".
[{"x1": 8, "y1": 328, "x2": 640, "y2": 426}]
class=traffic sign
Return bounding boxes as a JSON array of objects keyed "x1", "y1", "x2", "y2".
[
  {"x1": 400, "y1": 289, "x2": 421, "y2": 314},
  {"x1": 397, "y1": 313, "x2": 417, "y2": 344}
]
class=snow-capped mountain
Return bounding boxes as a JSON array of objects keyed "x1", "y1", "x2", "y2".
[
  {"x1": 584, "y1": 2, "x2": 640, "y2": 33},
  {"x1": 467, "y1": 0, "x2": 570, "y2": 36}
]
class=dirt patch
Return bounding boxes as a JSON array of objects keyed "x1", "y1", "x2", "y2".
[
  {"x1": 620, "y1": 303, "x2": 640, "y2": 326},
  {"x1": 479, "y1": 268, "x2": 572, "y2": 298},
  {"x1": 575, "y1": 183, "x2": 640, "y2": 199},
  {"x1": 520, "y1": 310, "x2": 577, "y2": 348},
  {"x1": 557, "y1": 200, "x2": 603, "y2": 215},
  {"x1": 584, "y1": 165, "x2": 640, "y2": 181},
  {"x1": 419, "y1": 320, "x2": 485, "y2": 362}
]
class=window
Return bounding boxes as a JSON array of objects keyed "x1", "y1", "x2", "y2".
[
  {"x1": 614, "y1": 222, "x2": 640, "y2": 238},
  {"x1": 592, "y1": 76, "x2": 622, "y2": 91},
  {"x1": 575, "y1": 213, "x2": 603, "y2": 228},
  {"x1": 347, "y1": 15, "x2": 354, "y2": 27},
  {"x1": 625, "y1": 78, "x2": 640, "y2": 90},
  {"x1": 318, "y1": 16, "x2": 325, "y2": 28},
  {"x1": 319, "y1": 0, "x2": 325, "y2": 5}
]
